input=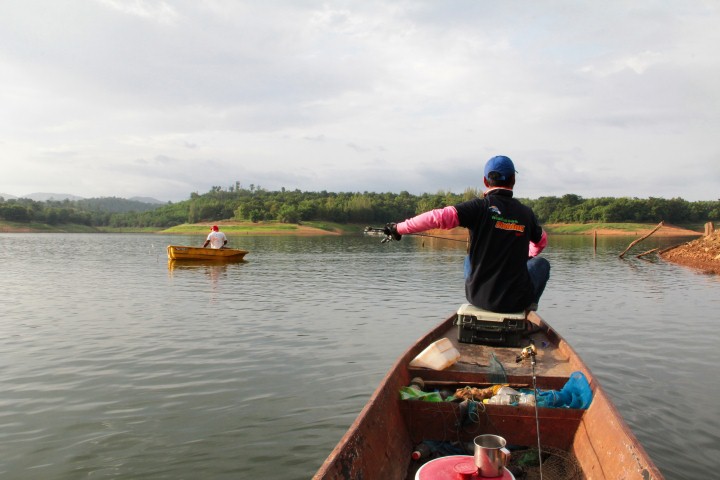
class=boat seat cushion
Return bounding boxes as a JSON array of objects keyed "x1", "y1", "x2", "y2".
[{"x1": 456, "y1": 303, "x2": 526, "y2": 321}]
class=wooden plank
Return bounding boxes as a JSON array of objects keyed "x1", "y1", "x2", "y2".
[{"x1": 401, "y1": 400, "x2": 583, "y2": 449}]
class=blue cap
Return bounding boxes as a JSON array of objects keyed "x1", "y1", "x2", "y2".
[{"x1": 484, "y1": 155, "x2": 517, "y2": 181}]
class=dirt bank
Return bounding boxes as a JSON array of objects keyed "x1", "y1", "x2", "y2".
[
  {"x1": 166, "y1": 221, "x2": 343, "y2": 236},
  {"x1": 0, "y1": 225, "x2": 35, "y2": 233},
  {"x1": 660, "y1": 230, "x2": 720, "y2": 274},
  {"x1": 545, "y1": 223, "x2": 702, "y2": 236}
]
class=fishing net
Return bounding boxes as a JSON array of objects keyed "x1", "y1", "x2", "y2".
[
  {"x1": 509, "y1": 446, "x2": 581, "y2": 480},
  {"x1": 488, "y1": 352, "x2": 507, "y2": 384}
]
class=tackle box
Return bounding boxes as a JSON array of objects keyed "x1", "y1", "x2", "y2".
[{"x1": 454, "y1": 303, "x2": 528, "y2": 347}]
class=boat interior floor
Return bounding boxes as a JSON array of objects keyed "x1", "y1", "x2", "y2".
[
  {"x1": 402, "y1": 321, "x2": 588, "y2": 479},
  {"x1": 411, "y1": 324, "x2": 576, "y2": 389}
]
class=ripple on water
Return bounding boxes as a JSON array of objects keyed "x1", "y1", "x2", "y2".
[{"x1": 0, "y1": 233, "x2": 718, "y2": 479}]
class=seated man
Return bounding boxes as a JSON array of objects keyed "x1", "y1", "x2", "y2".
[
  {"x1": 203, "y1": 225, "x2": 228, "y2": 249},
  {"x1": 385, "y1": 155, "x2": 550, "y2": 313}
]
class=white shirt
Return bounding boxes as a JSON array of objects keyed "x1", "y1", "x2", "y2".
[{"x1": 206, "y1": 231, "x2": 227, "y2": 249}]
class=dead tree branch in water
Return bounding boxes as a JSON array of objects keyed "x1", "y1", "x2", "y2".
[
  {"x1": 636, "y1": 248, "x2": 659, "y2": 258},
  {"x1": 619, "y1": 221, "x2": 664, "y2": 259}
]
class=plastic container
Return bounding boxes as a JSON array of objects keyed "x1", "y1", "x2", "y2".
[
  {"x1": 488, "y1": 386, "x2": 521, "y2": 405},
  {"x1": 518, "y1": 393, "x2": 536, "y2": 406},
  {"x1": 408, "y1": 338, "x2": 461, "y2": 370},
  {"x1": 486, "y1": 391, "x2": 535, "y2": 406},
  {"x1": 496, "y1": 386, "x2": 520, "y2": 396},
  {"x1": 411, "y1": 442, "x2": 432, "y2": 460},
  {"x1": 409, "y1": 377, "x2": 425, "y2": 391},
  {"x1": 487, "y1": 394, "x2": 516, "y2": 405},
  {"x1": 453, "y1": 460, "x2": 478, "y2": 480}
]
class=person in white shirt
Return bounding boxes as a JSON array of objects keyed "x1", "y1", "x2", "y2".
[{"x1": 203, "y1": 225, "x2": 228, "y2": 249}]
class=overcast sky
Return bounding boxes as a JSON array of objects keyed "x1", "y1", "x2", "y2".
[{"x1": 1, "y1": 0, "x2": 718, "y2": 202}]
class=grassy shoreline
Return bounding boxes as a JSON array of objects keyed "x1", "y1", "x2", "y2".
[
  {"x1": 0, "y1": 220, "x2": 361, "y2": 235},
  {"x1": 0, "y1": 220, "x2": 705, "y2": 236}
]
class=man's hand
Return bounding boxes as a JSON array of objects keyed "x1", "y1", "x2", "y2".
[{"x1": 383, "y1": 223, "x2": 402, "y2": 241}]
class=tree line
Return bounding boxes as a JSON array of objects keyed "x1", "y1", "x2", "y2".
[
  {"x1": 1, "y1": 187, "x2": 718, "y2": 228},
  {"x1": 0, "y1": 197, "x2": 164, "y2": 227}
]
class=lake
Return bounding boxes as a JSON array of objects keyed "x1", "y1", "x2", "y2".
[{"x1": 0, "y1": 232, "x2": 718, "y2": 479}]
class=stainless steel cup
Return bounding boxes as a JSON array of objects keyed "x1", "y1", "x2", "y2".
[{"x1": 473, "y1": 434, "x2": 511, "y2": 477}]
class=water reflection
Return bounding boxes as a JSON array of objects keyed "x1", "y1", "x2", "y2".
[
  {"x1": 167, "y1": 258, "x2": 247, "y2": 272},
  {"x1": 167, "y1": 259, "x2": 248, "y2": 298}
]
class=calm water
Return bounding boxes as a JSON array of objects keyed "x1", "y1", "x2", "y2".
[{"x1": 1, "y1": 233, "x2": 718, "y2": 479}]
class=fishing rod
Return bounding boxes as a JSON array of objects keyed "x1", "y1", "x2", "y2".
[
  {"x1": 517, "y1": 342, "x2": 543, "y2": 480},
  {"x1": 364, "y1": 227, "x2": 468, "y2": 244}
]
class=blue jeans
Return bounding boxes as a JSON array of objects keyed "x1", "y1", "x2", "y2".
[
  {"x1": 527, "y1": 256, "x2": 550, "y2": 304},
  {"x1": 463, "y1": 255, "x2": 550, "y2": 305}
]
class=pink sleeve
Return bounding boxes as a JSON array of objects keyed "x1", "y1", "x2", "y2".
[
  {"x1": 396, "y1": 206, "x2": 460, "y2": 235},
  {"x1": 529, "y1": 230, "x2": 547, "y2": 257}
]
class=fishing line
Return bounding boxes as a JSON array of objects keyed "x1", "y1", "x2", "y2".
[
  {"x1": 518, "y1": 342, "x2": 543, "y2": 480},
  {"x1": 532, "y1": 362, "x2": 543, "y2": 479},
  {"x1": 408, "y1": 232, "x2": 468, "y2": 243},
  {"x1": 529, "y1": 345, "x2": 543, "y2": 480}
]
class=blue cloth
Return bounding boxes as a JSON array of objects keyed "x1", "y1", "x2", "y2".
[{"x1": 537, "y1": 371, "x2": 593, "y2": 409}]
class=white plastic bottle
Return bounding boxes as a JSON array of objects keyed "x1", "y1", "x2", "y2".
[
  {"x1": 496, "y1": 386, "x2": 521, "y2": 396},
  {"x1": 518, "y1": 393, "x2": 536, "y2": 406},
  {"x1": 488, "y1": 394, "x2": 515, "y2": 405}
]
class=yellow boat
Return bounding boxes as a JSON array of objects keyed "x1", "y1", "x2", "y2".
[{"x1": 166, "y1": 245, "x2": 249, "y2": 261}]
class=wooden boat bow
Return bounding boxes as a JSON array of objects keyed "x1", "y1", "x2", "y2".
[{"x1": 313, "y1": 312, "x2": 663, "y2": 479}]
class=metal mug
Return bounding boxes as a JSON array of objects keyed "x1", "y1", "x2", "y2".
[{"x1": 473, "y1": 434, "x2": 511, "y2": 477}]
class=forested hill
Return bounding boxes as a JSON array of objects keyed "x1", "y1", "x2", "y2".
[
  {"x1": 0, "y1": 196, "x2": 165, "y2": 227},
  {"x1": 75, "y1": 197, "x2": 166, "y2": 213},
  {"x1": 1, "y1": 187, "x2": 718, "y2": 229}
]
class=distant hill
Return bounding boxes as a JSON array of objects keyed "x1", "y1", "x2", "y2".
[
  {"x1": 76, "y1": 197, "x2": 164, "y2": 213},
  {"x1": 129, "y1": 196, "x2": 164, "y2": 204},
  {"x1": 0, "y1": 193, "x2": 165, "y2": 213},
  {"x1": 16, "y1": 193, "x2": 164, "y2": 204},
  {"x1": 23, "y1": 192, "x2": 85, "y2": 201}
]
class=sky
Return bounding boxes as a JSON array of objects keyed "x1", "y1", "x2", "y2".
[{"x1": 1, "y1": 0, "x2": 719, "y2": 203}]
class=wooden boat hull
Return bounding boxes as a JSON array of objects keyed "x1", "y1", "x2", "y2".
[
  {"x1": 166, "y1": 245, "x2": 248, "y2": 261},
  {"x1": 313, "y1": 312, "x2": 663, "y2": 480}
]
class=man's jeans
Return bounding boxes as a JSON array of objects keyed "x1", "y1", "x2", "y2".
[
  {"x1": 527, "y1": 256, "x2": 550, "y2": 305},
  {"x1": 463, "y1": 255, "x2": 551, "y2": 306}
]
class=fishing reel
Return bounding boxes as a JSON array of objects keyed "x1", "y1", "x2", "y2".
[
  {"x1": 516, "y1": 343, "x2": 537, "y2": 363},
  {"x1": 364, "y1": 226, "x2": 397, "y2": 243}
]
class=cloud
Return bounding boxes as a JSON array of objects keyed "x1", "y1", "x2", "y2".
[
  {"x1": 0, "y1": 0, "x2": 718, "y2": 202},
  {"x1": 580, "y1": 51, "x2": 664, "y2": 76},
  {"x1": 94, "y1": 0, "x2": 179, "y2": 25}
]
